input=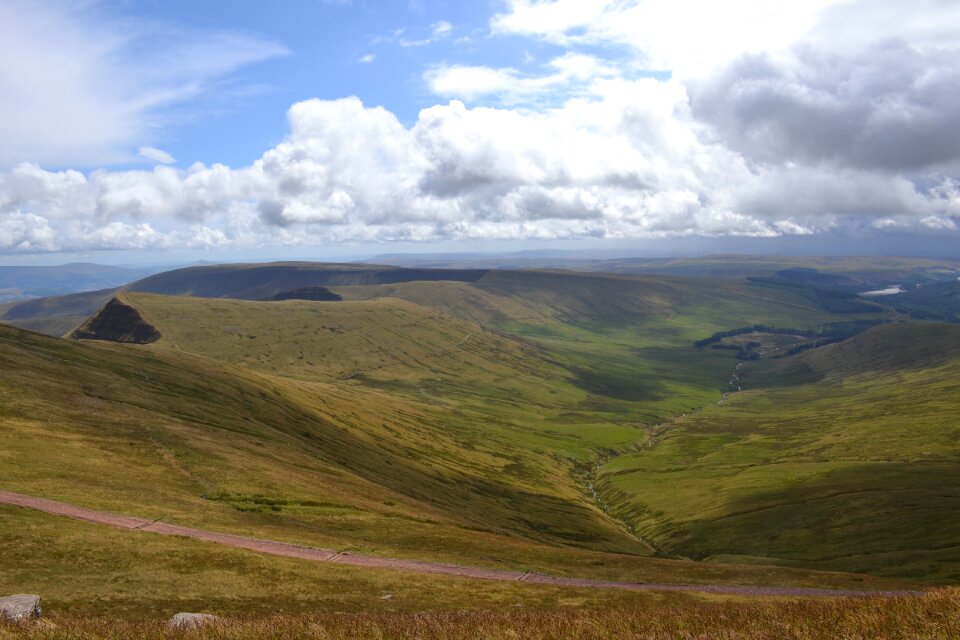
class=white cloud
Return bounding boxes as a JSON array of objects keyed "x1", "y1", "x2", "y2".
[
  {"x1": 138, "y1": 147, "x2": 176, "y2": 165},
  {"x1": 432, "y1": 21, "x2": 453, "y2": 38},
  {"x1": 359, "y1": 53, "x2": 376, "y2": 64},
  {"x1": 2, "y1": 89, "x2": 957, "y2": 254},
  {"x1": 690, "y1": 38, "x2": 960, "y2": 173},
  {"x1": 0, "y1": 1, "x2": 288, "y2": 169},
  {"x1": 2, "y1": 1, "x2": 960, "y2": 255},
  {"x1": 491, "y1": 0, "x2": 840, "y2": 77},
  {"x1": 425, "y1": 53, "x2": 616, "y2": 101}
]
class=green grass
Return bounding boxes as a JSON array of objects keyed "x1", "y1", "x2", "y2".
[
  {"x1": 3, "y1": 314, "x2": 917, "y2": 595},
  {"x1": 0, "y1": 506, "x2": 680, "y2": 618},
  {"x1": 596, "y1": 323, "x2": 960, "y2": 581},
  {"x1": 1, "y1": 265, "x2": 952, "y2": 620}
]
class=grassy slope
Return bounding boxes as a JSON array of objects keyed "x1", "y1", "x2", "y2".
[
  {"x1": 0, "y1": 294, "x2": 910, "y2": 602},
  {"x1": 0, "y1": 505, "x2": 681, "y2": 619},
  {"x1": 0, "y1": 319, "x2": 660, "y2": 570},
  {"x1": 598, "y1": 323, "x2": 960, "y2": 582},
  {"x1": 891, "y1": 280, "x2": 960, "y2": 322},
  {"x1": 335, "y1": 270, "x2": 891, "y2": 422},
  {"x1": 3, "y1": 263, "x2": 948, "y2": 621}
]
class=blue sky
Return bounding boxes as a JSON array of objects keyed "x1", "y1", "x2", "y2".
[
  {"x1": 69, "y1": 0, "x2": 603, "y2": 171},
  {"x1": 117, "y1": 1, "x2": 502, "y2": 168},
  {"x1": 1, "y1": 0, "x2": 960, "y2": 264}
]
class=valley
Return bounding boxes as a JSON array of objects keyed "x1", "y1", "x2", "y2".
[{"x1": 0, "y1": 258, "x2": 957, "y2": 627}]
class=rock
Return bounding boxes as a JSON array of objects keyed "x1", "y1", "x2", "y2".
[
  {"x1": 0, "y1": 594, "x2": 41, "y2": 621},
  {"x1": 70, "y1": 297, "x2": 162, "y2": 344},
  {"x1": 168, "y1": 612, "x2": 221, "y2": 630}
]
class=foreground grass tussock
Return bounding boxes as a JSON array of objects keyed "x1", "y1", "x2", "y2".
[{"x1": 2, "y1": 590, "x2": 958, "y2": 640}]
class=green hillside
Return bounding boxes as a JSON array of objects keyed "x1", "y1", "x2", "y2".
[
  {"x1": 0, "y1": 319, "x2": 907, "y2": 610},
  {"x1": 2, "y1": 260, "x2": 956, "y2": 619},
  {"x1": 0, "y1": 259, "x2": 901, "y2": 338},
  {"x1": 596, "y1": 323, "x2": 960, "y2": 581},
  {"x1": 335, "y1": 269, "x2": 893, "y2": 423},
  {"x1": 891, "y1": 280, "x2": 960, "y2": 322}
]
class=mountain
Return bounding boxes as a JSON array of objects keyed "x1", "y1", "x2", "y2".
[
  {"x1": 365, "y1": 253, "x2": 960, "y2": 293},
  {"x1": 0, "y1": 263, "x2": 488, "y2": 336},
  {"x1": 127, "y1": 262, "x2": 488, "y2": 298},
  {"x1": 2, "y1": 258, "x2": 958, "y2": 621},
  {"x1": 0, "y1": 314, "x2": 912, "y2": 617},
  {"x1": 1, "y1": 259, "x2": 894, "y2": 337}
]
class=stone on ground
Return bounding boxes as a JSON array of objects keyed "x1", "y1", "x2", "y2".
[
  {"x1": 168, "y1": 612, "x2": 221, "y2": 630},
  {"x1": 0, "y1": 594, "x2": 41, "y2": 621}
]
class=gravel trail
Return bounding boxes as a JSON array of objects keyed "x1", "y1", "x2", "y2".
[{"x1": 0, "y1": 489, "x2": 920, "y2": 598}]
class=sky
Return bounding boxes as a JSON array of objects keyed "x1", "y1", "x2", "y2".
[{"x1": 1, "y1": 0, "x2": 960, "y2": 265}]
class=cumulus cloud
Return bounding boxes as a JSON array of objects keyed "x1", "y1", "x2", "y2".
[
  {"x1": 2, "y1": 0, "x2": 960, "y2": 255},
  {"x1": 690, "y1": 40, "x2": 960, "y2": 172},
  {"x1": 489, "y1": 0, "x2": 960, "y2": 175},
  {"x1": 2, "y1": 87, "x2": 958, "y2": 254},
  {"x1": 491, "y1": 0, "x2": 839, "y2": 77}
]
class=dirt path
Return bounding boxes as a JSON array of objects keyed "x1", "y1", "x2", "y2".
[{"x1": 0, "y1": 489, "x2": 919, "y2": 598}]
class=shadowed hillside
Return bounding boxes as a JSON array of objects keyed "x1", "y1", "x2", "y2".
[
  {"x1": 71, "y1": 297, "x2": 162, "y2": 344},
  {"x1": 595, "y1": 323, "x2": 960, "y2": 582},
  {"x1": 0, "y1": 287, "x2": 116, "y2": 336},
  {"x1": 262, "y1": 286, "x2": 343, "y2": 301},
  {"x1": 128, "y1": 262, "x2": 489, "y2": 299},
  {"x1": 891, "y1": 280, "x2": 960, "y2": 322}
]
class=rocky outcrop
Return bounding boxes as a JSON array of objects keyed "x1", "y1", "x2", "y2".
[
  {"x1": 70, "y1": 298, "x2": 161, "y2": 344},
  {"x1": 0, "y1": 594, "x2": 41, "y2": 621},
  {"x1": 261, "y1": 286, "x2": 343, "y2": 302},
  {"x1": 168, "y1": 612, "x2": 221, "y2": 630}
]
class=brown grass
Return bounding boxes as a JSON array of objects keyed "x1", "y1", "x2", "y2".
[{"x1": 3, "y1": 589, "x2": 958, "y2": 640}]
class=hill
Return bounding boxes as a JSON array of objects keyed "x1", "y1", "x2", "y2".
[
  {"x1": 0, "y1": 263, "x2": 489, "y2": 337},
  {"x1": 890, "y1": 280, "x2": 960, "y2": 322},
  {"x1": 0, "y1": 320, "x2": 645, "y2": 570},
  {"x1": 1, "y1": 315, "x2": 912, "y2": 619},
  {"x1": 0, "y1": 259, "x2": 899, "y2": 338},
  {"x1": 367, "y1": 253, "x2": 960, "y2": 292},
  {"x1": 594, "y1": 323, "x2": 960, "y2": 581},
  {"x1": 127, "y1": 262, "x2": 489, "y2": 299},
  {"x1": 2, "y1": 259, "x2": 956, "y2": 620}
]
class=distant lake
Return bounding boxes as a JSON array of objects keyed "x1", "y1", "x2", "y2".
[{"x1": 861, "y1": 285, "x2": 904, "y2": 297}]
